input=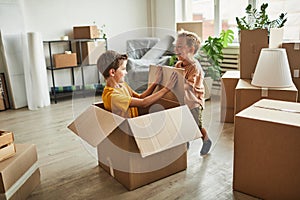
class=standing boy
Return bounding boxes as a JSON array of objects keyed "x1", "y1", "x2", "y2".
[
  {"x1": 175, "y1": 30, "x2": 212, "y2": 156},
  {"x1": 97, "y1": 50, "x2": 177, "y2": 118}
]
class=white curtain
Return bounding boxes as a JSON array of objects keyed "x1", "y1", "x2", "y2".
[{"x1": 23, "y1": 32, "x2": 50, "y2": 110}]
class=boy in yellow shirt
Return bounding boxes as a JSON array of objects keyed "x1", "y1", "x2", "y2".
[
  {"x1": 97, "y1": 50, "x2": 177, "y2": 118},
  {"x1": 175, "y1": 30, "x2": 212, "y2": 156}
]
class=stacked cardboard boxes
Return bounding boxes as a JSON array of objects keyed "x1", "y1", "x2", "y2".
[
  {"x1": 234, "y1": 99, "x2": 300, "y2": 199},
  {"x1": 68, "y1": 65, "x2": 202, "y2": 190},
  {"x1": 0, "y1": 143, "x2": 40, "y2": 200}
]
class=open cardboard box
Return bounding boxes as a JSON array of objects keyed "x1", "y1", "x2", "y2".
[
  {"x1": 234, "y1": 99, "x2": 300, "y2": 199},
  {"x1": 68, "y1": 65, "x2": 202, "y2": 190}
]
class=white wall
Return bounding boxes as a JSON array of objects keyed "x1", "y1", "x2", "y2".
[
  {"x1": 22, "y1": 0, "x2": 149, "y2": 41},
  {"x1": 0, "y1": 0, "x2": 176, "y2": 107}
]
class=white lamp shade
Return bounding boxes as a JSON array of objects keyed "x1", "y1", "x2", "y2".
[{"x1": 251, "y1": 48, "x2": 293, "y2": 88}]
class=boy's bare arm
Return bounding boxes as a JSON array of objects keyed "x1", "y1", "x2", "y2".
[
  {"x1": 139, "y1": 66, "x2": 163, "y2": 99},
  {"x1": 130, "y1": 72, "x2": 178, "y2": 108}
]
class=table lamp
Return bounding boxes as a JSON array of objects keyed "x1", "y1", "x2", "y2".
[{"x1": 251, "y1": 48, "x2": 293, "y2": 88}]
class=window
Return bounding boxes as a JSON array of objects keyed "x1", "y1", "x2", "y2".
[
  {"x1": 191, "y1": 0, "x2": 214, "y2": 41},
  {"x1": 190, "y1": 0, "x2": 248, "y2": 42},
  {"x1": 220, "y1": 0, "x2": 249, "y2": 42},
  {"x1": 179, "y1": 0, "x2": 300, "y2": 42},
  {"x1": 257, "y1": 0, "x2": 300, "y2": 40}
]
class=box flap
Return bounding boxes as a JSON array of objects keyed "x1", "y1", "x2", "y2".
[
  {"x1": 236, "y1": 99, "x2": 300, "y2": 127},
  {"x1": 127, "y1": 105, "x2": 202, "y2": 158},
  {"x1": 68, "y1": 105, "x2": 125, "y2": 147},
  {"x1": 148, "y1": 65, "x2": 185, "y2": 105}
]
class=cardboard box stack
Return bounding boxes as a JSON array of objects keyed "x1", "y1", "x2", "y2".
[
  {"x1": 0, "y1": 143, "x2": 40, "y2": 200},
  {"x1": 68, "y1": 65, "x2": 202, "y2": 190},
  {"x1": 234, "y1": 99, "x2": 300, "y2": 199},
  {"x1": 283, "y1": 41, "x2": 300, "y2": 102},
  {"x1": 220, "y1": 71, "x2": 240, "y2": 123}
]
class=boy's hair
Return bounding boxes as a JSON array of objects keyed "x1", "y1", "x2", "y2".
[
  {"x1": 177, "y1": 30, "x2": 201, "y2": 54},
  {"x1": 97, "y1": 50, "x2": 128, "y2": 79}
]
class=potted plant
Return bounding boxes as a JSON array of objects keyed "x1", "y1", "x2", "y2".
[
  {"x1": 195, "y1": 29, "x2": 234, "y2": 100},
  {"x1": 236, "y1": 3, "x2": 287, "y2": 33},
  {"x1": 195, "y1": 29, "x2": 234, "y2": 81},
  {"x1": 236, "y1": 3, "x2": 288, "y2": 79}
]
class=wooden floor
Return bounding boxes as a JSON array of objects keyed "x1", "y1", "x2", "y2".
[{"x1": 0, "y1": 88, "x2": 258, "y2": 200}]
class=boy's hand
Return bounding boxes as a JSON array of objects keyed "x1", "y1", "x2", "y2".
[
  {"x1": 166, "y1": 72, "x2": 178, "y2": 90},
  {"x1": 154, "y1": 66, "x2": 163, "y2": 84}
]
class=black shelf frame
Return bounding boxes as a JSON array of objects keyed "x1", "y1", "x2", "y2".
[{"x1": 43, "y1": 38, "x2": 107, "y2": 103}]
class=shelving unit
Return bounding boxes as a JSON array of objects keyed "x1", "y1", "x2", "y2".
[{"x1": 43, "y1": 38, "x2": 107, "y2": 103}]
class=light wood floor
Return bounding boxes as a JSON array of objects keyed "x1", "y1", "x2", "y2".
[{"x1": 0, "y1": 88, "x2": 258, "y2": 200}]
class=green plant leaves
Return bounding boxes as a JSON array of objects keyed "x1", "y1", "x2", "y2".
[{"x1": 236, "y1": 3, "x2": 287, "y2": 32}]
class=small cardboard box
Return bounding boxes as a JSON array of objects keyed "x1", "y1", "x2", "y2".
[
  {"x1": 0, "y1": 131, "x2": 15, "y2": 161},
  {"x1": 76, "y1": 41, "x2": 106, "y2": 65},
  {"x1": 53, "y1": 53, "x2": 77, "y2": 68},
  {"x1": 220, "y1": 70, "x2": 240, "y2": 123},
  {"x1": 239, "y1": 29, "x2": 269, "y2": 79},
  {"x1": 235, "y1": 79, "x2": 298, "y2": 114},
  {"x1": 68, "y1": 65, "x2": 202, "y2": 190},
  {"x1": 0, "y1": 144, "x2": 40, "y2": 200},
  {"x1": 234, "y1": 99, "x2": 300, "y2": 199},
  {"x1": 73, "y1": 25, "x2": 99, "y2": 39}
]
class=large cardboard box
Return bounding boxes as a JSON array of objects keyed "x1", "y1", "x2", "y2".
[
  {"x1": 68, "y1": 65, "x2": 202, "y2": 190},
  {"x1": 0, "y1": 144, "x2": 40, "y2": 200},
  {"x1": 220, "y1": 70, "x2": 240, "y2": 123},
  {"x1": 235, "y1": 79, "x2": 298, "y2": 114},
  {"x1": 234, "y1": 99, "x2": 300, "y2": 199},
  {"x1": 53, "y1": 53, "x2": 77, "y2": 68},
  {"x1": 73, "y1": 26, "x2": 100, "y2": 39},
  {"x1": 239, "y1": 29, "x2": 269, "y2": 79},
  {"x1": 76, "y1": 41, "x2": 106, "y2": 65}
]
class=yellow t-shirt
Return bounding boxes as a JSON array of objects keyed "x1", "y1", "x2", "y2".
[{"x1": 102, "y1": 82, "x2": 140, "y2": 118}]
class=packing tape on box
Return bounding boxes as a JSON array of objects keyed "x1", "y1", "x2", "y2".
[
  {"x1": 261, "y1": 88, "x2": 269, "y2": 97},
  {"x1": 107, "y1": 157, "x2": 115, "y2": 177},
  {"x1": 294, "y1": 69, "x2": 299, "y2": 78},
  {"x1": 294, "y1": 43, "x2": 300, "y2": 50}
]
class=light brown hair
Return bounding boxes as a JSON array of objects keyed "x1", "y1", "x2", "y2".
[{"x1": 177, "y1": 30, "x2": 201, "y2": 54}]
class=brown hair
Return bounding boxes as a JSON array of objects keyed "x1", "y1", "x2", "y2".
[
  {"x1": 177, "y1": 30, "x2": 201, "y2": 54},
  {"x1": 97, "y1": 50, "x2": 128, "y2": 79}
]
